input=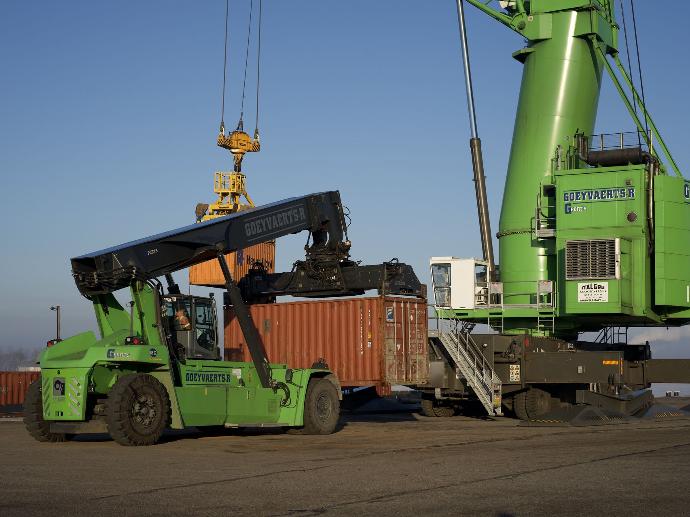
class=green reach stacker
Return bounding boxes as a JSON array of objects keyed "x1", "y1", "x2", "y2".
[
  {"x1": 423, "y1": 0, "x2": 690, "y2": 420},
  {"x1": 24, "y1": 191, "x2": 422, "y2": 445}
]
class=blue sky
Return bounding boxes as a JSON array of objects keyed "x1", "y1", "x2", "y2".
[{"x1": 1, "y1": 1, "x2": 689, "y2": 390}]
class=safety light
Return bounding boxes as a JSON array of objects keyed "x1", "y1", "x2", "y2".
[
  {"x1": 46, "y1": 339, "x2": 61, "y2": 348},
  {"x1": 125, "y1": 336, "x2": 143, "y2": 345}
]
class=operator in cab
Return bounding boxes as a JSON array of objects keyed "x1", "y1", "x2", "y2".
[{"x1": 174, "y1": 308, "x2": 192, "y2": 330}]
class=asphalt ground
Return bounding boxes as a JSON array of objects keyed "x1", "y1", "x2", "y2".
[{"x1": 1, "y1": 409, "x2": 690, "y2": 517}]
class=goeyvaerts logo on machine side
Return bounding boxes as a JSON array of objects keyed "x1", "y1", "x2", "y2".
[
  {"x1": 184, "y1": 372, "x2": 233, "y2": 384},
  {"x1": 564, "y1": 186, "x2": 636, "y2": 214},
  {"x1": 244, "y1": 205, "x2": 307, "y2": 238}
]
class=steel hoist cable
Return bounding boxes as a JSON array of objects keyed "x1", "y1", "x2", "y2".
[
  {"x1": 218, "y1": 0, "x2": 263, "y2": 137},
  {"x1": 629, "y1": 0, "x2": 649, "y2": 139},
  {"x1": 617, "y1": 0, "x2": 639, "y2": 145},
  {"x1": 237, "y1": 0, "x2": 255, "y2": 131},
  {"x1": 220, "y1": 0, "x2": 230, "y2": 134},
  {"x1": 254, "y1": 0, "x2": 262, "y2": 138}
]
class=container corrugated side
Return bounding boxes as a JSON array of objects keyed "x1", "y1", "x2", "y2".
[
  {"x1": 0, "y1": 371, "x2": 40, "y2": 409},
  {"x1": 224, "y1": 296, "x2": 428, "y2": 394},
  {"x1": 189, "y1": 241, "x2": 275, "y2": 287}
]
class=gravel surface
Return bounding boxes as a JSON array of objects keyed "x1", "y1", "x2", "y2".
[{"x1": 2, "y1": 411, "x2": 689, "y2": 516}]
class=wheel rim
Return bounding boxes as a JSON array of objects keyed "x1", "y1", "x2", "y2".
[
  {"x1": 315, "y1": 392, "x2": 333, "y2": 423},
  {"x1": 131, "y1": 393, "x2": 157, "y2": 429}
]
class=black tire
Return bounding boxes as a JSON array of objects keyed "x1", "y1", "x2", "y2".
[
  {"x1": 420, "y1": 398, "x2": 455, "y2": 418},
  {"x1": 23, "y1": 379, "x2": 72, "y2": 443},
  {"x1": 298, "y1": 378, "x2": 340, "y2": 435},
  {"x1": 106, "y1": 374, "x2": 170, "y2": 446},
  {"x1": 513, "y1": 387, "x2": 552, "y2": 421}
]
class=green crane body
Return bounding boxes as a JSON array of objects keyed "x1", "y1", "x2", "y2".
[
  {"x1": 436, "y1": 1, "x2": 690, "y2": 339},
  {"x1": 499, "y1": 6, "x2": 608, "y2": 308}
]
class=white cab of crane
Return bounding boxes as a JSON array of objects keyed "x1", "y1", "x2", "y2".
[{"x1": 430, "y1": 257, "x2": 496, "y2": 310}]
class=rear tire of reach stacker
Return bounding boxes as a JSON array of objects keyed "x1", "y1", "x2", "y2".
[
  {"x1": 289, "y1": 378, "x2": 340, "y2": 435},
  {"x1": 106, "y1": 374, "x2": 170, "y2": 446},
  {"x1": 24, "y1": 378, "x2": 73, "y2": 443}
]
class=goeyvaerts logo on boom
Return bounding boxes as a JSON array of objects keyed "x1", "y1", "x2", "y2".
[
  {"x1": 244, "y1": 206, "x2": 307, "y2": 237},
  {"x1": 564, "y1": 186, "x2": 635, "y2": 214}
]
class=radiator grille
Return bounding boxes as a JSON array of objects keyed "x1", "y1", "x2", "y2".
[{"x1": 565, "y1": 239, "x2": 617, "y2": 280}]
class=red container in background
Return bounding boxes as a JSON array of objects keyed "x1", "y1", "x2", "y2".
[
  {"x1": 0, "y1": 371, "x2": 39, "y2": 410},
  {"x1": 225, "y1": 296, "x2": 428, "y2": 395}
]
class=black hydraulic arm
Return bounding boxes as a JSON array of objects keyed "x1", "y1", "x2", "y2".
[
  {"x1": 216, "y1": 251, "x2": 273, "y2": 388},
  {"x1": 237, "y1": 260, "x2": 423, "y2": 303},
  {"x1": 71, "y1": 191, "x2": 349, "y2": 296}
]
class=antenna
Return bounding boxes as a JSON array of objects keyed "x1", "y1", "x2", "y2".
[{"x1": 50, "y1": 305, "x2": 61, "y2": 341}]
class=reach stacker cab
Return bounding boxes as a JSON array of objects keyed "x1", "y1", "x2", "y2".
[
  {"x1": 24, "y1": 191, "x2": 422, "y2": 445},
  {"x1": 162, "y1": 293, "x2": 219, "y2": 360}
]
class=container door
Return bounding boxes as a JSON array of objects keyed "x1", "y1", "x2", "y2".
[
  {"x1": 383, "y1": 300, "x2": 403, "y2": 384},
  {"x1": 382, "y1": 299, "x2": 429, "y2": 385}
]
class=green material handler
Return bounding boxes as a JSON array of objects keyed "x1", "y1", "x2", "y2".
[{"x1": 422, "y1": 1, "x2": 690, "y2": 420}]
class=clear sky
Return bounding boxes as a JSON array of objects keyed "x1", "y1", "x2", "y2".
[{"x1": 1, "y1": 2, "x2": 689, "y2": 389}]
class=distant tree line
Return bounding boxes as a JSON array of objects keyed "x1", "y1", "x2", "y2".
[{"x1": 0, "y1": 348, "x2": 41, "y2": 371}]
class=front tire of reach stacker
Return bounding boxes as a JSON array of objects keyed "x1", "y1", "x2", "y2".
[
  {"x1": 106, "y1": 374, "x2": 170, "y2": 446},
  {"x1": 24, "y1": 378, "x2": 73, "y2": 443},
  {"x1": 291, "y1": 378, "x2": 340, "y2": 435}
]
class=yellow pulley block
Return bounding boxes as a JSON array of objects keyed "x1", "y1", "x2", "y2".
[{"x1": 217, "y1": 129, "x2": 260, "y2": 172}]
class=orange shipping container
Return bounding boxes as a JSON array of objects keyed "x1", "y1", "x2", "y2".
[
  {"x1": 0, "y1": 371, "x2": 39, "y2": 409},
  {"x1": 189, "y1": 241, "x2": 275, "y2": 287},
  {"x1": 225, "y1": 296, "x2": 428, "y2": 395}
]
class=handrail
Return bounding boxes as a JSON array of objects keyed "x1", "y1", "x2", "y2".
[{"x1": 431, "y1": 309, "x2": 502, "y2": 415}]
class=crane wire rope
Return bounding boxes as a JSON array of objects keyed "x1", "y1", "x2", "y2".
[
  {"x1": 617, "y1": 0, "x2": 639, "y2": 146},
  {"x1": 629, "y1": 0, "x2": 649, "y2": 140},
  {"x1": 254, "y1": 0, "x2": 262, "y2": 137},
  {"x1": 237, "y1": 0, "x2": 255, "y2": 131},
  {"x1": 219, "y1": 0, "x2": 230, "y2": 134}
]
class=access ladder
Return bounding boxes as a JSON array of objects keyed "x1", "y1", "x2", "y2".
[{"x1": 431, "y1": 326, "x2": 502, "y2": 416}]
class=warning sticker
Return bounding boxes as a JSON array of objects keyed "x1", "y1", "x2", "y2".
[
  {"x1": 386, "y1": 307, "x2": 394, "y2": 322},
  {"x1": 577, "y1": 282, "x2": 609, "y2": 302},
  {"x1": 509, "y1": 364, "x2": 520, "y2": 382}
]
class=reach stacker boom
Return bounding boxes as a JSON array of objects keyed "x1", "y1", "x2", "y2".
[{"x1": 24, "y1": 191, "x2": 422, "y2": 445}]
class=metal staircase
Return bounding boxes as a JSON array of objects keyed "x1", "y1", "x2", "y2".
[
  {"x1": 536, "y1": 280, "x2": 555, "y2": 336},
  {"x1": 433, "y1": 325, "x2": 502, "y2": 416}
]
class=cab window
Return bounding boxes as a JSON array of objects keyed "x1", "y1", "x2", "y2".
[{"x1": 194, "y1": 300, "x2": 217, "y2": 354}]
